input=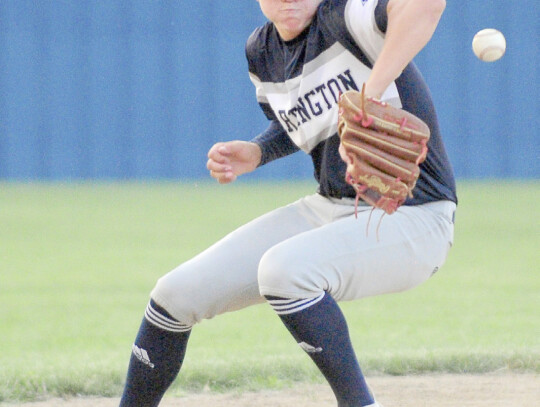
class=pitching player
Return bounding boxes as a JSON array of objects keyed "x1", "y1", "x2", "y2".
[{"x1": 119, "y1": 0, "x2": 456, "y2": 406}]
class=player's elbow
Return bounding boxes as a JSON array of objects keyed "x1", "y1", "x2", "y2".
[
  {"x1": 431, "y1": 0, "x2": 446, "y2": 16},
  {"x1": 417, "y1": 0, "x2": 446, "y2": 20},
  {"x1": 416, "y1": 0, "x2": 446, "y2": 29},
  {"x1": 390, "y1": 0, "x2": 446, "y2": 21}
]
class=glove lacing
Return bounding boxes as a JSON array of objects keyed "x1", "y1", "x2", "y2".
[{"x1": 347, "y1": 173, "x2": 385, "y2": 241}]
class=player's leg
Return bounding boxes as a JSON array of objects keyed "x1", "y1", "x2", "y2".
[
  {"x1": 265, "y1": 292, "x2": 375, "y2": 406},
  {"x1": 119, "y1": 300, "x2": 191, "y2": 407},
  {"x1": 258, "y1": 195, "x2": 455, "y2": 406},
  {"x1": 119, "y1": 200, "x2": 316, "y2": 407}
]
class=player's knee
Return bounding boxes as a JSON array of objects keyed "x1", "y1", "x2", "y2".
[
  {"x1": 143, "y1": 298, "x2": 192, "y2": 333},
  {"x1": 258, "y1": 245, "x2": 321, "y2": 298},
  {"x1": 150, "y1": 272, "x2": 201, "y2": 327}
]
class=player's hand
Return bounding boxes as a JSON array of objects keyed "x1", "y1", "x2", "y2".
[{"x1": 207, "y1": 141, "x2": 262, "y2": 184}]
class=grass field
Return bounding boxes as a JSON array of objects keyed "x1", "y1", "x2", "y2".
[{"x1": 0, "y1": 180, "x2": 538, "y2": 402}]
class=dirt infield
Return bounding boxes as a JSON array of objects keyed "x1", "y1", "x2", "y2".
[{"x1": 7, "y1": 373, "x2": 539, "y2": 407}]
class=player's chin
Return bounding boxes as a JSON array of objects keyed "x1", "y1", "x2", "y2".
[{"x1": 277, "y1": 18, "x2": 311, "y2": 40}]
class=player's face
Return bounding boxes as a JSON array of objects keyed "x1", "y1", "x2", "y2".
[{"x1": 258, "y1": 0, "x2": 323, "y2": 41}]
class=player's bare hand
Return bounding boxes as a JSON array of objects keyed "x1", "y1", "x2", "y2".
[{"x1": 207, "y1": 141, "x2": 262, "y2": 184}]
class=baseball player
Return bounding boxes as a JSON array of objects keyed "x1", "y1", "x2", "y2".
[{"x1": 119, "y1": 1, "x2": 456, "y2": 406}]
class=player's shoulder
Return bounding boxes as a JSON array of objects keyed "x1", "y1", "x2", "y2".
[
  {"x1": 320, "y1": 0, "x2": 389, "y2": 33},
  {"x1": 245, "y1": 22, "x2": 284, "y2": 79},
  {"x1": 317, "y1": 0, "x2": 348, "y2": 26},
  {"x1": 246, "y1": 22, "x2": 274, "y2": 60}
]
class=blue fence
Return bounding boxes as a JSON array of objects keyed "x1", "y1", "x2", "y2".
[{"x1": 0, "y1": 1, "x2": 538, "y2": 180}]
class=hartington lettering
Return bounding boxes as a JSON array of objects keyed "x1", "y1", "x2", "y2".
[{"x1": 278, "y1": 69, "x2": 359, "y2": 132}]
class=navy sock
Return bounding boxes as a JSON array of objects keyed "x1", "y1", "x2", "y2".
[
  {"x1": 266, "y1": 293, "x2": 373, "y2": 407},
  {"x1": 119, "y1": 300, "x2": 191, "y2": 407}
]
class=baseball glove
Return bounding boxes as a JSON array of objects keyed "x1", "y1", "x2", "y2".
[{"x1": 337, "y1": 85, "x2": 430, "y2": 215}]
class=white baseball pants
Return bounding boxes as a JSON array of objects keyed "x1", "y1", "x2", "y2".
[{"x1": 151, "y1": 193, "x2": 455, "y2": 326}]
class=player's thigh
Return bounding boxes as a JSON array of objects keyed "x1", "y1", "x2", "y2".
[
  {"x1": 333, "y1": 203, "x2": 454, "y2": 300},
  {"x1": 258, "y1": 202, "x2": 454, "y2": 301},
  {"x1": 151, "y1": 201, "x2": 315, "y2": 325}
]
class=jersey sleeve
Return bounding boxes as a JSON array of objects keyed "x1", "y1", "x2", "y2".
[
  {"x1": 246, "y1": 27, "x2": 281, "y2": 123},
  {"x1": 344, "y1": 0, "x2": 390, "y2": 63},
  {"x1": 250, "y1": 120, "x2": 300, "y2": 167},
  {"x1": 248, "y1": 71, "x2": 279, "y2": 122},
  {"x1": 245, "y1": 28, "x2": 300, "y2": 166}
]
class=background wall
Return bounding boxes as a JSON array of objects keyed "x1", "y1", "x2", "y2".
[{"x1": 0, "y1": 0, "x2": 538, "y2": 181}]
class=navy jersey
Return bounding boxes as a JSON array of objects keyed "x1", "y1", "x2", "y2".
[{"x1": 247, "y1": 0, "x2": 457, "y2": 205}]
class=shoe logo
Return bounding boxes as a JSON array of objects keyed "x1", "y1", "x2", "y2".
[
  {"x1": 299, "y1": 341, "x2": 323, "y2": 353},
  {"x1": 132, "y1": 344, "x2": 155, "y2": 368}
]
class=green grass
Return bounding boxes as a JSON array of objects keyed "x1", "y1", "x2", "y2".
[{"x1": 0, "y1": 180, "x2": 538, "y2": 402}]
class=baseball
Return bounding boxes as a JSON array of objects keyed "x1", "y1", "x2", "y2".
[{"x1": 472, "y1": 28, "x2": 506, "y2": 62}]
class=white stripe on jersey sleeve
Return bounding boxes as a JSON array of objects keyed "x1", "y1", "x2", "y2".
[
  {"x1": 249, "y1": 72, "x2": 269, "y2": 104},
  {"x1": 344, "y1": 0, "x2": 386, "y2": 64}
]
